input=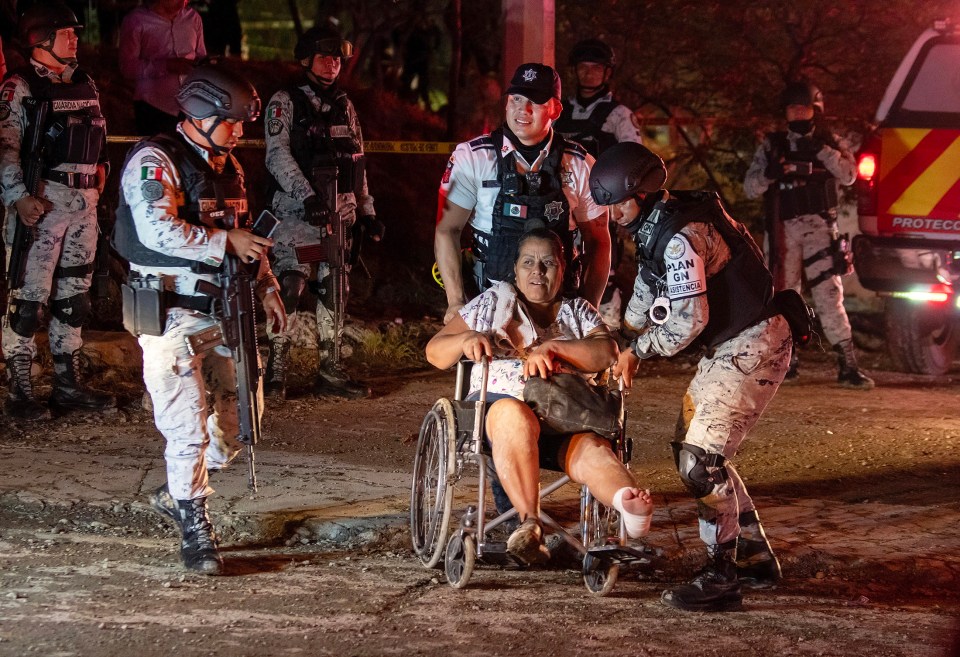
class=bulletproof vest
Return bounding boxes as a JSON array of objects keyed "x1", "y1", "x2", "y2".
[
  {"x1": 112, "y1": 131, "x2": 248, "y2": 273},
  {"x1": 473, "y1": 129, "x2": 577, "y2": 283},
  {"x1": 634, "y1": 191, "x2": 774, "y2": 350},
  {"x1": 766, "y1": 130, "x2": 840, "y2": 220},
  {"x1": 554, "y1": 98, "x2": 619, "y2": 158},
  {"x1": 17, "y1": 65, "x2": 105, "y2": 167},
  {"x1": 269, "y1": 81, "x2": 365, "y2": 198}
]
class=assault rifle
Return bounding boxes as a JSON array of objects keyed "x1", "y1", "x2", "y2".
[
  {"x1": 6, "y1": 97, "x2": 50, "y2": 289},
  {"x1": 294, "y1": 169, "x2": 346, "y2": 367},
  {"x1": 190, "y1": 209, "x2": 276, "y2": 492}
]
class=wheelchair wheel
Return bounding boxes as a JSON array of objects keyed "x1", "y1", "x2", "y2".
[
  {"x1": 444, "y1": 532, "x2": 475, "y2": 589},
  {"x1": 410, "y1": 398, "x2": 457, "y2": 568},
  {"x1": 582, "y1": 494, "x2": 621, "y2": 596}
]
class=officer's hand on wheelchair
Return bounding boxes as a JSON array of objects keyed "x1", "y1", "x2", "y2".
[
  {"x1": 14, "y1": 195, "x2": 48, "y2": 226},
  {"x1": 461, "y1": 331, "x2": 493, "y2": 363},
  {"x1": 359, "y1": 215, "x2": 385, "y2": 242},
  {"x1": 613, "y1": 349, "x2": 641, "y2": 390},
  {"x1": 226, "y1": 228, "x2": 273, "y2": 264}
]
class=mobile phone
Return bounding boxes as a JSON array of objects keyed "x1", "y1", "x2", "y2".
[{"x1": 251, "y1": 209, "x2": 280, "y2": 238}]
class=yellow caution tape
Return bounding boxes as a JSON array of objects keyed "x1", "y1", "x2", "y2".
[{"x1": 106, "y1": 135, "x2": 456, "y2": 154}]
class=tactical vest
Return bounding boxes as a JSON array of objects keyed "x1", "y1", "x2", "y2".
[
  {"x1": 633, "y1": 191, "x2": 774, "y2": 350},
  {"x1": 17, "y1": 65, "x2": 105, "y2": 167},
  {"x1": 765, "y1": 130, "x2": 840, "y2": 220},
  {"x1": 268, "y1": 81, "x2": 365, "y2": 200},
  {"x1": 555, "y1": 98, "x2": 619, "y2": 158},
  {"x1": 112, "y1": 132, "x2": 248, "y2": 273},
  {"x1": 473, "y1": 129, "x2": 578, "y2": 283}
]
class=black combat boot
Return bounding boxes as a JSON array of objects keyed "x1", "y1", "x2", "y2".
[
  {"x1": 736, "y1": 510, "x2": 782, "y2": 588},
  {"x1": 783, "y1": 348, "x2": 799, "y2": 383},
  {"x1": 834, "y1": 339, "x2": 875, "y2": 390},
  {"x1": 176, "y1": 497, "x2": 223, "y2": 575},
  {"x1": 4, "y1": 354, "x2": 49, "y2": 421},
  {"x1": 49, "y1": 351, "x2": 116, "y2": 412},
  {"x1": 264, "y1": 337, "x2": 291, "y2": 401},
  {"x1": 314, "y1": 340, "x2": 370, "y2": 399},
  {"x1": 661, "y1": 541, "x2": 743, "y2": 612}
]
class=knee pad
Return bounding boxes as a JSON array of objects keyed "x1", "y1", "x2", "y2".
[
  {"x1": 674, "y1": 442, "x2": 729, "y2": 499},
  {"x1": 7, "y1": 299, "x2": 44, "y2": 337},
  {"x1": 277, "y1": 271, "x2": 307, "y2": 314},
  {"x1": 50, "y1": 293, "x2": 91, "y2": 328}
]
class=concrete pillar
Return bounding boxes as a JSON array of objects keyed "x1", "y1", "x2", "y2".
[{"x1": 502, "y1": 0, "x2": 556, "y2": 86}]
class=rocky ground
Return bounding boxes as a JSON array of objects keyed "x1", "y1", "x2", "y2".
[{"x1": 0, "y1": 336, "x2": 959, "y2": 656}]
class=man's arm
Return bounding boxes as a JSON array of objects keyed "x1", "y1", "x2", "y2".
[
  {"x1": 435, "y1": 195, "x2": 473, "y2": 323},
  {"x1": 743, "y1": 141, "x2": 774, "y2": 200},
  {"x1": 0, "y1": 76, "x2": 30, "y2": 208},
  {"x1": 263, "y1": 91, "x2": 314, "y2": 203},
  {"x1": 578, "y1": 211, "x2": 612, "y2": 307},
  {"x1": 816, "y1": 134, "x2": 857, "y2": 186}
]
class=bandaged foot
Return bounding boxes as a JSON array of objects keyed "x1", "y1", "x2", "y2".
[{"x1": 612, "y1": 487, "x2": 654, "y2": 538}]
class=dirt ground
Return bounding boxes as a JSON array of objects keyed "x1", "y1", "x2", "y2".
[{"x1": 1, "y1": 340, "x2": 959, "y2": 657}]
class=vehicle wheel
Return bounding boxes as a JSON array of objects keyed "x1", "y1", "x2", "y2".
[
  {"x1": 444, "y1": 533, "x2": 475, "y2": 589},
  {"x1": 583, "y1": 551, "x2": 619, "y2": 596},
  {"x1": 884, "y1": 299, "x2": 958, "y2": 375},
  {"x1": 410, "y1": 398, "x2": 457, "y2": 568}
]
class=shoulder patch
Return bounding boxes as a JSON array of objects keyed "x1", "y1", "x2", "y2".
[
  {"x1": 663, "y1": 234, "x2": 707, "y2": 300},
  {"x1": 469, "y1": 135, "x2": 494, "y2": 150}
]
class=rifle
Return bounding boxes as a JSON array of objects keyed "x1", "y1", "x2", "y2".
[
  {"x1": 189, "y1": 208, "x2": 269, "y2": 492},
  {"x1": 6, "y1": 97, "x2": 50, "y2": 289}
]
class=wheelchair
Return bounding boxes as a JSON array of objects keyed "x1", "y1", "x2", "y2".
[{"x1": 410, "y1": 358, "x2": 658, "y2": 595}]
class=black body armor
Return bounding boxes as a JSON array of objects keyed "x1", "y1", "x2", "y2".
[
  {"x1": 765, "y1": 130, "x2": 840, "y2": 220},
  {"x1": 472, "y1": 129, "x2": 580, "y2": 284},
  {"x1": 634, "y1": 191, "x2": 774, "y2": 350},
  {"x1": 268, "y1": 81, "x2": 365, "y2": 201},
  {"x1": 113, "y1": 132, "x2": 248, "y2": 273},
  {"x1": 554, "y1": 98, "x2": 618, "y2": 157},
  {"x1": 17, "y1": 65, "x2": 106, "y2": 168}
]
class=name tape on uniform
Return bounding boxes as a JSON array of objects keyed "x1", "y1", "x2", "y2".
[{"x1": 107, "y1": 136, "x2": 457, "y2": 154}]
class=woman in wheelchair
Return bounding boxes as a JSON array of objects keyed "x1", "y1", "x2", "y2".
[{"x1": 426, "y1": 227, "x2": 653, "y2": 566}]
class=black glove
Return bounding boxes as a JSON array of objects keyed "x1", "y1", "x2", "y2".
[
  {"x1": 764, "y1": 155, "x2": 784, "y2": 181},
  {"x1": 358, "y1": 215, "x2": 385, "y2": 242},
  {"x1": 302, "y1": 195, "x2": 332, "y2": 229}
]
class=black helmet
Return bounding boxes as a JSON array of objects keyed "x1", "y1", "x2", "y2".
[
  {"x1": 176, "y1": 65, "x2": 261, "y2": 122},
  {"x1": 780, "y1": 81, "x2": 825, "y2": 113},
  {"x1": 18, "y1": 1, "x2": 83, "y2": 49},
  {"x1": 569, "y1": 38, "x2": 616, "y2": 68},
  {"x1": 590, "y1": 142, "x2": 667, "y2": 205},
  {"x1": 294, "y1": 23, "x2": 354, "y2": 62}
]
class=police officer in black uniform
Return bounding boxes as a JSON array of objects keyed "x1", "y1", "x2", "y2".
[
  {"x1": 0, "y1": 2, "x2": 115, "y2": 420},
  {"x1": 262, "y1": 22, "x2": 381, "y2": 400}
]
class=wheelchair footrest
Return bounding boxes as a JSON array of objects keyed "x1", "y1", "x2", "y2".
[
  {"x1": 586, "y1": 544, "x2": 660, "y2": 568},
  {"x1": 477, "y1": 541, "x2": 512, "y2": 565}
]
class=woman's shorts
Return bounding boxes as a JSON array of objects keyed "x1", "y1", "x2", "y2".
[{"x1": 465, "y1": 391, "x2": 602, "y2": 472}]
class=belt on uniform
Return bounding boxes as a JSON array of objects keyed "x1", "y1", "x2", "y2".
[
  {"x1": 168, "y1": 292, "x2": 214, "y2": 314},
  {"x1": 42, "y1": 170, "x2": 99, "y2": 189}
]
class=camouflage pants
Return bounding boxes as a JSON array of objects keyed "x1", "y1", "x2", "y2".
[
  {"x1": 267, "y1": 192, "x2": 356, "y2": 349},
  {"x1": 675, "y1": 315, "x2": 793, "y2": 548},
  {"x1": 140, "y1": 309, "x2": 260, "y2": 500},
  {"x1": 1, "y1": 184, "x2": 98, "y2": 359},
  {"x1": 767, "y1": 212, "x2": 852, "y2": 345}
]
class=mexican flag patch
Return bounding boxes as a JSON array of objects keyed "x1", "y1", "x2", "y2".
[
  {"x1": 267, "y1": 104, "x2": 282, "y2": 119},
  {"x1": 140, "y1": 166, "x2": 163, "y2": 180}
]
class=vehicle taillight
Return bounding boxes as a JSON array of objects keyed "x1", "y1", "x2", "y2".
[{"x1": 858, "y1": 153, "x2": 877, "y2": 181}]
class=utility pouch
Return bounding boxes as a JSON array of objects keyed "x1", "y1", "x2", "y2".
[
  {"x1": 121, "y1": 275, "x2": 166, "y2": 337},
  {"x1": 833, "y1": 232, "x2": 854, "y2": 276},
  {"x1": 184, "y1": 323, "x2": 224, "y2": 356}
]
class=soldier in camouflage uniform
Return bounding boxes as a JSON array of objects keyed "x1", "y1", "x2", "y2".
[
  {"x1": 0, "y1": 2, "x2": 115, "y2": 420},
  {"x1": 262, "y1": 22, "x2": 383, "y2": 400},
  {"x1": 591, "y1": 143, "x2": 793, "y2": 612},
  {"x1": 744, "y1": 81, "x2": 873, "y2": 389},
  {"x1": 114, "y1": 66, "x2": 285, "y2": 575}
]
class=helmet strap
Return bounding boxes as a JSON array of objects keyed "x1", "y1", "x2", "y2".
[
  {"x1": 36, "y1": 38, "x2": 77, "y2": 68},
  {"x1": 192, "y1": 117, "x2": 229, "y2": 156}
]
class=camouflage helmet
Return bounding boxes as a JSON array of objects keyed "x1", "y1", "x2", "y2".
[
  {"x1": 569, "y1": 38, "x2": 616, "y2": 68},
  {"x1": 294, "y1": 23, "x2": 354, "y2": 62},
  {"x1": 176, "y1": 65, "x2": 262, "y2": 122},
  {"x1": 780, "y1": 81, "x2": 825, "y2": 113},
  {"x1": 590, "y1": 142, "x2": 667, "y2": 206},
  {"x1": 18, "y1": 1, "x2": 83, "y2": 49}
]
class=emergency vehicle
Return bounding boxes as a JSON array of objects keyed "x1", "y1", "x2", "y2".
[{"x1": 854, "y1": 20, "x2": 960, "y2": 374}]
